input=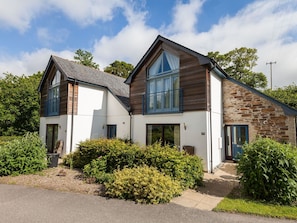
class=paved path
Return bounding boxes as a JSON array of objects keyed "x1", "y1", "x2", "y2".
[{"x1": 171, "y1": 162, "x2": 239, "y2": 210}]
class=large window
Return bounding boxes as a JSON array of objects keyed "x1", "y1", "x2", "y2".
[
  {"x1": 146, "y1": 51, "x2": 180, "y2": 114},
  {"x1": 47, "y1": 70, "x2": 61, "y2": 116},
  {"x1": 146, "y1": 124, "x2": 180, "y2": 147}
]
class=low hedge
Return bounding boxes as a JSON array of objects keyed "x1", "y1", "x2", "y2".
[
  {"x1": 104, "y1": 166, "x2": 182, "y2": 204},
  {"x1": 80, "y1": 139, "x2": 204, "y2": 189},
  {"x1": 63, "y1": 138, "x2": 130, "y2": 168}
]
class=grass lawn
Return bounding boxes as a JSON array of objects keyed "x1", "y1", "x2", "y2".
[{"x1": 214, "y1": 186, "x2": 297, "y2": 220}]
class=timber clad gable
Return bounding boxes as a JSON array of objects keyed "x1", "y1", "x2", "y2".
[{"x1": 128, "y1": 40, "x2": 210, "y2": 115}]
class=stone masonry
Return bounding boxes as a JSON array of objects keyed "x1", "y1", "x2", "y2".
[{"x1": 223, "y1": 79, "x2": 297, "y2": 145}]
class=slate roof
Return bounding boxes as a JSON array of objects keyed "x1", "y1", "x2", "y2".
[{"x1": 38, "y1": 55, "x2": 130, "y2": 110}]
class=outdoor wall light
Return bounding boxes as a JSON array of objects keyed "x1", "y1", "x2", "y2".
[{"x1": 183, "y1": 122, "x2": 187, "y2": 130}]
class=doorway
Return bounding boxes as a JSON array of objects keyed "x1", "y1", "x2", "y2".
[
  {"x1": 225, "y1": 125, "x2": 248, "y2": 160},
  {"x1": 46, "y1": 124, "x2": 58, "y2": 153}
]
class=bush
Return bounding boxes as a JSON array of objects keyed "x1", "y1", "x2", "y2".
[
  {"x1": 83, "y1": 156, "x2": 114, "y2": 183},
  {"x1": 0, "y1": 136, "x2": 22, "y2": 147},
  {"x1": 105, "y1": 166, "x2": 182, "y2": 204},
  {"x1": 63, "y1": 138, "x2": 129, "y2": 169},
  {"x1": 144, "y1": 143, "x2": 203, "y2": 189},
  {"x1": 0, "y1": 132, "x2": 47, "y2": 176},
  {"x1": 237, "y1": 137, "x2": 297, "y2": 205}
]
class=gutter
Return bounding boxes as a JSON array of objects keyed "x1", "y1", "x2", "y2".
[{"x1": 70, "y1": 79, "x2": 76, "y2": 153}]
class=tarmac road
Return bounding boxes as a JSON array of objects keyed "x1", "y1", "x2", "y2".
[{"x1": 0, "y1": 184, "x2": 295, "y2": 223}]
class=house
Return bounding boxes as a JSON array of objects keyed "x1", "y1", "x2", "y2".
[
  {"x1": 38, "y1": 36, "x2": 297, "y2": 172},
  {"x1": 38, "y1": 55, "x2": 130, "y2": 155},
  {"x1": 125, "y1": 35, "x2": 297, "y2": 172}
]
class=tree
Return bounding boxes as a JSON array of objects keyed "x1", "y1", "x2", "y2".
[
  {"x1": 104, "y1": 60, "x2": 134, "y2": 78},
  {"x1": 264, "y1": 84, "x2": 297, "y2": 110},
  {"x1": 208, "y1": 47, "x2": 267, "y2": 89},
  {"x1": 0, "y1": 72, "x2": 42, "y2": 136},
  {"x1": 74, "y1": 49, "x2": 99, "y2": 69}
]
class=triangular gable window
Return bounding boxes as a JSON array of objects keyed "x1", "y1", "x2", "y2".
[
  {"x1": 149, "y1": 51, "x2": 179, "y2": 77},
  {"x1": 51, "y1": 70, "x2": 61, "y2": 86}
]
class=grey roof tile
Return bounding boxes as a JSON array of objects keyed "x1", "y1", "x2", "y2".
[{"x1": 51, "y1": 55, "x2": 130, "y2": 109}]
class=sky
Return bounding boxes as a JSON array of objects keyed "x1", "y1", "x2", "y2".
[{"x1": 0, "y1": 0, "x2": 296, "y2": 88}]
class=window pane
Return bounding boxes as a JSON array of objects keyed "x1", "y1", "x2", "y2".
[
  {"x1": 173, "y1": 76, "x2": 179, "y2": 108},
  {"x1": 149, "y1": 81, "x2": 155, "y2": 110},
  {"x1": 162, "y1": 53, "x2": 171, "y2": 72},
  {"x1": 156, "y1": 79, "x2": 162, "y2": 109},
  {"x1": 164, "y1": 78, "x2": 170, "y2": 109},
  {"x1": 147, "y1": 125, "x2": 162, "y2": 145},
  {"x1": 146, "y1": 124, "x2": 180, "y2": 148}
]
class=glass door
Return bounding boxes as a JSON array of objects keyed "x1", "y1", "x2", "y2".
[
  {"x1": 46, "y1": 124, "x2": 58, "y2": 153},
  {"x1": 225, "y1": 125, "x2": 248, "y2": 160}
]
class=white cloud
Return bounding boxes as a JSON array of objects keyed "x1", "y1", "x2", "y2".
[
  {"x1": 166, "y1": 0, "x2": 204, "y2": 34},
  {"x1": 0, "y1": 0, "x2": 45, "y2": 33},
  {"x1": 49, "y1": 0, "x2": 126, "y2": 26},
  {"x1": 0, "y1": 49, "x2": 73, "y2": 76},
  {"x1": 165, "y1": 0, "x2": 297, "y2": 87},
  {"x1": 0, "y1": 0, "x2": 128, "y2": 32},
  {"x1": 0, "y1": 0, "x2": 297, "y2": 88}
]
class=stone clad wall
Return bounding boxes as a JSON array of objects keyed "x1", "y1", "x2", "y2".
[{"x1": 223, "y1": 79, "x2": 297, "y2": 145}]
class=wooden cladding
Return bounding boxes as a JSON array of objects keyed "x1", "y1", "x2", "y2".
[
  {"x1": 129, "y1": 45, "x2": 209, "y2": 115},
  {"x1": 39, "y1": 64, "x2": 78, "y2": 117},
  {"x1": 67, "y1": 83, "x2": 78, "y2": 115}
]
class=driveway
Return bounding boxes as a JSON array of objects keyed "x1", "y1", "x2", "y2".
[{"x1": 0, "y1": 184, "x2": 294, "y2": 223}]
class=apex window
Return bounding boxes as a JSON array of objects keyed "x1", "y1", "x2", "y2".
[
  {"x1": 146, "y1": 51, "x2": 181, "y2": 114},
  {"x1": 47, "y1": 70, "x2": 61, "y2": 116}
]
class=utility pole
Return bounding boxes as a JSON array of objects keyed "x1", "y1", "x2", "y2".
[{"x1": 266, "y1": 61, "x2": 276, "y2": 90}]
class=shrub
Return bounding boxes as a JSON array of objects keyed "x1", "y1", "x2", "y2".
[
  {"x1": 105, "y1": 166, "x2": 182, "y2": 204},
  {"x1": 63, "y1": 138, "x2": 129, "y2": 168},
  {"x1": 83, "y1": 156, "x2": 114, "y2": 183},
  {"x1": 0, "y1": 136, "x2": 22, "y2": 147},
  {"x1": 237, "y1": 137, "x2": 297, "y2": 205},
  {"x1": 0, "y1": 132, "x2": 47, "y2": 176},
  {"x1": 144, "y1": 143, "x2": 203, "y2": 189}
]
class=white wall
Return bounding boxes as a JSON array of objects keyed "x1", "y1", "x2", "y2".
[
  {"x1": 69, "y1": 84, "x2": 107, "y2": 152},
  {"x1": 106, "y1": 91, "x2": 130, "y2": 139},
  {"x1": 39, "y1": 115, "x2": 68, "y2": 155},
  {"x1": 40, "y1": 84, "x2": 130, "y2": 155},
  {"x1": 210, "y1": 71, "x2": 224, "y2": 171},
  {"x1": 132, "y1": 111, "x2": 209, "y2": 170}
]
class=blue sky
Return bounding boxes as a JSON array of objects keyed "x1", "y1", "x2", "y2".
[{"x1": 0, "y1": 0, "x2": 296, "y2": 87}]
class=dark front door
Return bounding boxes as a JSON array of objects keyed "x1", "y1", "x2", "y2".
[
  {"x1": 46, "y1": 124, "x2": 58, "y2": 153},
  {"x1": 225, "y1": 125, "x2": 248, "y2": 160}
]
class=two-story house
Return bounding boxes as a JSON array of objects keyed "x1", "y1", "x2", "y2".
[
  {"x1": 38, "y1": 55, "x2": 130, "y2": 155},
  {"x1": 125, "y1": 35, "x2": 297, "y2": 172},
  {"x1": 38, "y1": 36, "x2": 297, "y2": 172}
]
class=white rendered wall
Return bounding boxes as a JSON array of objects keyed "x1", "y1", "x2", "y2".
[
  {"x1": 131, "y1": 111, "x2": 209, "y2": 170},
  {"x1": 39, "y1": 115, "x2": 68, "y2": 155},
  {"x1": 106, "y1": 91, "x2": 130, "y2": 139},
  {"x1": 210, "y1": 72, "x2": 224, "y2": 171},
  {"x1": 69, "y1": 85, "x2": 107, "y2": 152}
]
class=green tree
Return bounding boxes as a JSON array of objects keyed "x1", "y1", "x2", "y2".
[
  {"x1": 264, "y1": 84, "x2": 297, "y2": 110},
  {"x1": 74, "y1": 49, "x2": 99, "y2": 69},
  {"x1": 208, "y1": 47, "x2": 267, "y2": 89},
  {"x1": 104, "y1": 60, "x2": 134, "y2": 78},
  {"x1": 0, "y1": 72, "x2": 42, "y2": 136}
]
